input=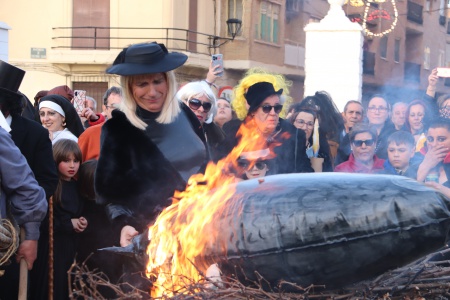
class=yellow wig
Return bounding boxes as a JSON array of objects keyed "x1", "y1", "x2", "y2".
[{"x1": 232, "y1": 68, "x2": 293, "y2": 120}]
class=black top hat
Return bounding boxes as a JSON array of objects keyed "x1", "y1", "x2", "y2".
[
  {"x1": 0, "y1": 60, "x2": 25, "y2": 101},
  {"x1": 245, "y1": 82, "x2": 283, "y2": 113},
  {"x1": 39, "y1": 94, "x2": 85, "y2": 138},
  {"x1": 106, "y1": 42, "x2": 188, "y2": 76}
]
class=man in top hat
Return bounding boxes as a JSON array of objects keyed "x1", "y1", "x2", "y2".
[{"x1": 0, "y1": 60, "x2": 58, "y2": 299}]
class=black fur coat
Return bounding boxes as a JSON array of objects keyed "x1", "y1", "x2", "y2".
[{"x1": 95, "y1": 106, "x2": 205, "y2": 234}]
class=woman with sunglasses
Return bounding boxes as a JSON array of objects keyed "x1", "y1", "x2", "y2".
[
  {"x1": 176, "y1": 81, "x2": 225, "y2": 161},
  {"x1": 288, "y1": 106, "x2": 333, "y2": 172},
  {"x1": 334, "y1": 123, "x2": 385, "y2": 173},
  {"x1": 220, "y1": 77, "x2": 313, "y2": 174},
  {"x1": 94, "y1": 42, "x2": 208, "y2": 290}
]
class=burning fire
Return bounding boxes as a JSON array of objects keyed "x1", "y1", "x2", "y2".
[{"x1": 146, "y1": 118, "x2": 287, "y2": 297}]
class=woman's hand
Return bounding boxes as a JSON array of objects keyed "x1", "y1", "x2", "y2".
[
  {"x1": 427, "y1": 68, "x2": 439, "y2": 97},
  {"x1": 424, "y1": 181, "x2": 450, "y2": 198},
  {"x1": 81, "y1": 105, "x2": 99, "y2": 122},
  {"x1": 417, "y1": 145, "x2": 449, "y2": 182},
  {"x1": 423, "y1": 145, "x2": 448, "y2": 168},
  {"x1": 120, "y1": 225, "x2": 139, "y2": 247},
  {"x1": 205, "y1": 61, "x2": 221, "y2": 85}
]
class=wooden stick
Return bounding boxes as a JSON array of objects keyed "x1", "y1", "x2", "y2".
[
  {"x1": 18, "y1": 227, "x2": 28, "y2": 300},
  {"x1": 48, "y1": 196, "x2": 54, "y2": 300}
]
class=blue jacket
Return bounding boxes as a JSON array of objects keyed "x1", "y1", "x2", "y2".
[{"x1": 0, "y1": 127, "x2": 47, "y2": 240}]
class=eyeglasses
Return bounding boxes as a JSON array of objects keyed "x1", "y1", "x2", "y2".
[
  {"x1": 352, "y1": 139, "x2": 375, "y2": 147},
  {"x1": 295, "y1": 119, "x2": 314, "y2": 128},
  {"x1": 260, "y1": 104, "x2": 283, "y2": 114},
  {"x1": 188, "y1": 99, "x2": 212, "y2": 113},
  {"x1": 368, "y1": 106, "x2": 388, "y2": 113},
  {"x1": 237, "y1": 160, "x2": 267, "y2": 171},
  {"x1": 105, "y1": 103, "x2": 120, "y2": 110}
]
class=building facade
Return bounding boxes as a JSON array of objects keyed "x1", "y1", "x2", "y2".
[{"x1": 1, "y1": 0, "x2": 449, "y2": 110}]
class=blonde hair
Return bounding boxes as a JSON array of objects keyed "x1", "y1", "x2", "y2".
[
  {"x1": 119, "y1": 71, "x2": 180, "y2": 130},
  {"x1": 232, "y1": 68, "x2": 293, "y2": 120}
]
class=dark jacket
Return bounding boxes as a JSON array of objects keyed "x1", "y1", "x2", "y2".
[
  {"x1": 203, "y1": 121, "x2": 226, "y2": 162},
  {"x1": 95, "y1": 104, "x2": 206, "y2": 235},
  {"x1": 10, "y1": 114, "x2": 58, "y2": 199},
  {"x1": 374, "y1": 122, "x2": 397, "y2": 160},
  {"x1": 218, "y1": 118, "x2": 313, "y2": 174}
]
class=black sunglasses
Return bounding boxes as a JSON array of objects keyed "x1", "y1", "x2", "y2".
[
  {"x1": 237, "y1": 160, "x2": 267, "y2": 171},
  {"x1": 260, "y1": 104, "x2": 283, "y2": 114},
  {"x1": 188, "y1": 99, "x2": 212, "y2": 113},
  {"x1": 353, "y1": 139, "x2": 375, "y2": 147}
]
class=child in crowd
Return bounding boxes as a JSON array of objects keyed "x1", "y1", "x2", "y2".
[
  {"x1": 379, "y1": 131, "x2": 418, "y2": 178},
  {"x1": 52, "y1": 139, "x2": 88, "y2": 299},
  {"x1": 76, "y1": 159, "x2": 122, "y2": 297},
  {"x1": 236, "y1": 149, "x2": 270, "y2": 180}
]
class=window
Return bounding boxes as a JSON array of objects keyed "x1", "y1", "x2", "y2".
[
  {"x1": 394, "y1": 39, "x2": 400, "y2": 62},
  {"x1": 257, "y1": 1, "x2": 280, "y2": 43},
  {"x1": 380, "y1": 35, "x2": 388, "y2": 59},
  {"x1": 228, "y1": 0, "x2": 243, "y2": 37},
  {"x1": 424, "y1": 46, "x2": 431, "y2": 70},
  {"x1": 286, "y1": 0, "x2": 301, "y2": 12},
  {"x1": 439, "y1": 49, "x2": 445, "y2": 67}
]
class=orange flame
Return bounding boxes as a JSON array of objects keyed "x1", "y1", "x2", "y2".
[{"x1": 146, "y1": 118, "x2": 287, "y2": 297}]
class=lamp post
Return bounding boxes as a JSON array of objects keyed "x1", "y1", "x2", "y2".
[{"x1": 209, "y1": 18, "x2": 242, "y2": 51}]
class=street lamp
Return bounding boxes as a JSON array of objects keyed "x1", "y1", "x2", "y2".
[
  {"x1": 209, "y1": 18, "x2": 242, "y2": 51},
  {"x1": 226, "y1": 18, "x2": 242, "y2": 39}
]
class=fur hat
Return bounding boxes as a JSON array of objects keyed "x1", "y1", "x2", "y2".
[
  {"x1": 47, "y1": 85, "x2": 74, "y2": 101},
  {"x1": 0, "y1": 60, "x2": 25, "y2": 101},
  {"x1": 245, "y1": 82, "x2": 283, "y2": 113},
  {"x1": 106, "y1": 42, "x2": 188, "y2": 76}
]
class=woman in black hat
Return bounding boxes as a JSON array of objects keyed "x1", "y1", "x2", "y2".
[
  {"x1": 38, "y1": 94, "x2": 85, "y2": 144},
  {"x1": 219, "y1": 80, "x2": 313, "y2": 175},
  {"x1": 95, "y1": 42, "x2": 206, "y2": 259}
]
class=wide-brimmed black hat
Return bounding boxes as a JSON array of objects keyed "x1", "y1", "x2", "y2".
[
  {"x1": 39, "y1": 94, "x2": 85, "y2": 138},
  {"x1": 245, "y1": 82, "x2": 283, "y2": 113},
  {"x1": 106, "y1": 42, "x2": 188, "y2": 76},
  {"x1": 0, "y1": 60, "x2": 25, "y2": 101}
]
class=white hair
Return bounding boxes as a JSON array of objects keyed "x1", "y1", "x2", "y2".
[{"x1": 176, "y1": 81, "x2": 217, "y2": 124}]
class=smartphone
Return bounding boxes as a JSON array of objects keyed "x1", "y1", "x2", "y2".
[
  {"x1": 437, "y1": 67, "x2": 450, "y2": 78},
  {"x1": 212, "y1": 54, "x2": 224, "y2": 77},
  {"x1": 73, "y1": 90, "x2": 86, "y2": 115}
]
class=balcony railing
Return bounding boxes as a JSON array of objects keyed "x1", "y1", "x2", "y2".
[
  {"x1": 52, "y1": 26, "x2": 228, "y2": 55},
  {"x1": 404, "y1": 61, "x2": 421, "y2": 83},
  {"x1": 407, "y1": 1, "x2": 423, "y2": 25},
  {"x1": 363, "y1": 51, "x2": 375, "y2": 75}
]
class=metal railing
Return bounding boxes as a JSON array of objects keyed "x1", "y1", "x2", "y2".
[
  {"x1": 407, "y1": 1, "x2": 423, "y2": 25},
  {"x1": 52, "y1": 26, "x2": 230, "y2": 55}
]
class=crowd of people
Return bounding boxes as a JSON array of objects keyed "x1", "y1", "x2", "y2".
[{"x1": 1, "y1": 41, "x2": 450, "y2": 298}]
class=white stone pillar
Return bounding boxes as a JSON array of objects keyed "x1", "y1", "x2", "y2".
[
  {"x1": 304, "y1": 0, "x2": 364, "y2": 112},
  {"x1": 0, "y1": 22, "x2": 11, "y2": 62}
]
